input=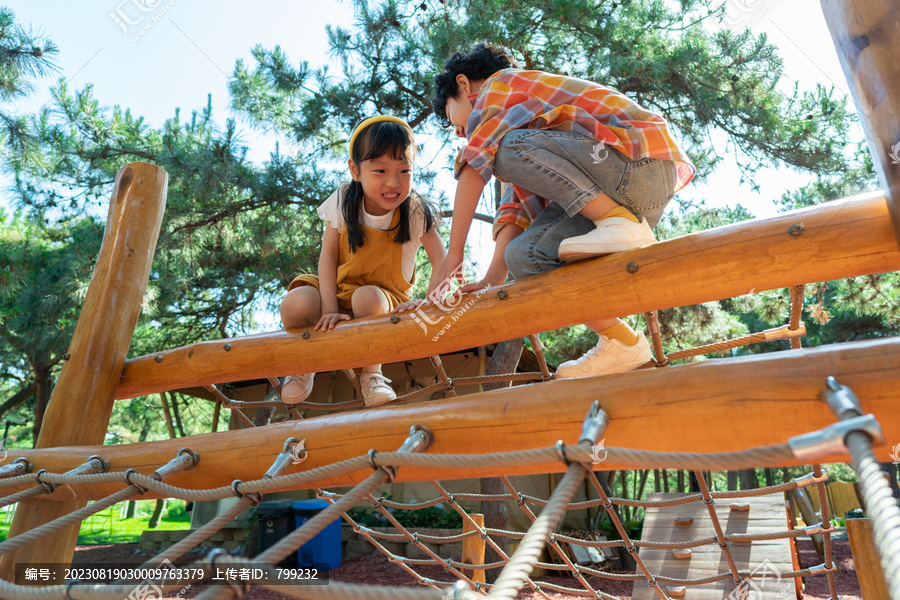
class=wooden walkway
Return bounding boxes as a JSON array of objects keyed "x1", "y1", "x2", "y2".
[{"x1": 633, "y1": 493, "x2": 796, "y2": 599}]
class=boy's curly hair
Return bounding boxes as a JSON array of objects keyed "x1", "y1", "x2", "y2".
[{"x1": 431, "y1": 42, "x2": 519, "y2": 128}]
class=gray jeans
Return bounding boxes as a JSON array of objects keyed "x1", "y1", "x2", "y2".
[{"x1": 494, "y1": 129, "x2": 675, "y2": 278}]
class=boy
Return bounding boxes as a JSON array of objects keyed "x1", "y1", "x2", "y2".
[{"x1": 429, "y1": 43, "x2": 695, "y2": 378}]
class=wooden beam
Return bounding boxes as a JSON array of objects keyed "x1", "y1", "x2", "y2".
[
  {"x1": 846, "y1": 517, "x2": 892, "y2": 598},
  {"x1": 115, "y1": 191, "x2": 900, "y2": 400},
  {"x1": 822, "y1": 0, "x2": 900, "y2": 246},
  {"x1": 7, "y1": 337, "x2": 900, "y2": 501},
  {"x1": 0, "y1": 163, "x2": 167, "y2": 582}
]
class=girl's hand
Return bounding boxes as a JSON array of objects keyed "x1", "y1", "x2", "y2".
[
  {"x1": 392, "y1": 299, "x2": 428, "y2": 314},
  {"x1": 315, "y1": 312, "x2": 351, "y2": 331}
]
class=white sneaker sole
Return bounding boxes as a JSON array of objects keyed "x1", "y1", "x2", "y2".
[{"x1": 559, "y1": 239, "x2": 655, "y2": 262}]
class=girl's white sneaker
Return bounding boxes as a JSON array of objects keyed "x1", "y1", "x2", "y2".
[
  {"x1": 282, "y1": 373, "x2": 314, "y2": 404},
  {"x1": 360, "y1": 373, "x2": 397, "y2": 407}
]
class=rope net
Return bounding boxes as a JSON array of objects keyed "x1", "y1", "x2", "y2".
[{"x1": 1, "y1": 389, "x2": 897, "y2": 600}]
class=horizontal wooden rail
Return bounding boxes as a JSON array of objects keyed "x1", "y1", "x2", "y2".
[
  {"x1": 115, "y1": 191, "x2": 900, "y2": 400},
  {"x1": 9, "y1": 336, "x2": 900, "y2": 500}
]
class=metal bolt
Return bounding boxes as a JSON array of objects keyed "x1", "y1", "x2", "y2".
[
  {"x1": 188, "y1": 350, "x2": 194, "y2": 358},
  {"x1": 626, "y1": 262, "x2": 639, "y2": 274},
  {"x1": 788, "y1": 223, "x2": 804, "y2": 237},
  {"x1": 497, "y1": 290, "x2": 508, "y2": 301},
  {"x1": 224, "y1": 343, "x2": 232, "y2": 351},
  {"x1": 155, "y1": 355, "x2": 163, "y2": 363},
  {"x1": 390, "y1": 314, "x2": 400, "y2": 324},
  {"x1": 63, "y1": 353, "x2": 71, "y2": 361},
  {"x1": 302, "y1": 331, "x2": 310, "y2": 339}
]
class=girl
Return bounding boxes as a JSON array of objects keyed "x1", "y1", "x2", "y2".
[{"x1": 279, "y1": 116, "x2": 445, "y2": 407}]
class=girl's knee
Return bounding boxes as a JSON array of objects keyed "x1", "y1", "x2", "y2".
[
  {"x1": 351, "y1": 286, "x2": 390, "y2": 316},
  {"x1": 280, "y1": 286, "x2": 320, "y2": 327}
]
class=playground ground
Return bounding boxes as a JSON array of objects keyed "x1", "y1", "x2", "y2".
[{"x1": 70, "y1": 538, "x2": 863, "y2": 599}]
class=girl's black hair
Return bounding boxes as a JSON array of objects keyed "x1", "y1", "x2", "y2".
[
  {"x1": 432, "y1": 42, "x2": 519, "y2": 128},
  {"x1": 342, "y1": 119, "x2": 436, "y2": 252}
]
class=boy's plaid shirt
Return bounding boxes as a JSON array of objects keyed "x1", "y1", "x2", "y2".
[{"x1": 453, "y1": 69, "x2": 696, "y2": 237}]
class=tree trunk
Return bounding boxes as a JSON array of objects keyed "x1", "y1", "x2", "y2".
[
  {"x1": 727, "y1": 471, "x2": 738, "y2": 491},
  {"x1": 0, "y1": 382, "x2": 36, "y2": 420},
  {"x1": 125, "y1": 501, "x2": 136, "y2": 519},
  {"x1": 148, "y1": 499, "x2": 166, "y2": 529},
  {"x1": 159, "y1": 392, "x2": 177, "y2": 439},
  {"x1": 764, "y1": 468, "x2": 775, "y2": 487},
  {"x1": 30, "y1": 366, "x2": 53, "y2": 445},
  {"x1": 253, "y1": 406, "x2": 273, "y2": 427},
  {"x1": 480, "y1": 338, "x2": 525, "y2": 583},
  {"x1": 168, "y1": 391, "x2": 187, "y2": 437},
  {"x1": 738, "y1": 469, "x2": 759, "y2": 490}
]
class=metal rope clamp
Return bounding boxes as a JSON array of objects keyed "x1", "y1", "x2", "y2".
[
  {"x1": 371, "y1": 424, "x2": 434, "y2": 482},
  {"x1": 40, "y1": 455, "x2": 109, "y2": 494},
  {"x1": 788, "y1": 414, "x2": 885, "y2": 462},
  {"x1": 0, "y1": 457, "x2": 32, "y2": 479}
]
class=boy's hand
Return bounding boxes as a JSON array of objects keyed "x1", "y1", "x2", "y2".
[
  {"x1": 392, "y1": 299, "x2": 428, "y2": 314},
  {"x1": 427, "y1": 249, "x2": 465, "y2": 303},
  {"x1": 314, "y1": 312, "x2": 351, "y2": 331},
  {"x1": 458, "y1": 279, "x2": 492, "y2": 294}
]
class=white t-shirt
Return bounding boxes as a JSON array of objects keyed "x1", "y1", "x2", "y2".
[{"x1": 317, "y1": 183, "x2": 434, "y2": 282}]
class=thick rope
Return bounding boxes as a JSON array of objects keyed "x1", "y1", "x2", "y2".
[
  {"x1": 847, "y1": 430, "x2": 900, "y2": 599},
  {"x1": 1, "y1": 443, "x2": 797, "y2": 507},
  {"x1": 482, "y1": 459, "x2": 588, "y2": 600},
  {"x1": 137, "y1": 496, "x2": 254, "y2": 569},
  {"x1": 0, "y1": 486, "x2": 138, "y2": 556},
  {"x1": 0, "y1": 485, "x2": 48, "y2": 507}
]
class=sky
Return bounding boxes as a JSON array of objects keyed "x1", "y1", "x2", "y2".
[{"x1": 1, "y1": 0, "x2": 860, "y2": 281}]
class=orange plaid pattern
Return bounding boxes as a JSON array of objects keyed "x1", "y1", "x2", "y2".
[{"x1": 454, "y1": 69, "x2": 695, "y2": 233}]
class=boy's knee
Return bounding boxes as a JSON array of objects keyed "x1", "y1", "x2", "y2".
[{"x1": 505, "y1": 235, "x2": 537, "y2": 280}]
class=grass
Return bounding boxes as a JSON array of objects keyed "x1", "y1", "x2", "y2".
[{"x1": 0, "y1": 500, "x2": 191, "y2": 545}]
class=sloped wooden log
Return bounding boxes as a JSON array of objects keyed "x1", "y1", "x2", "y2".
[
  {"x1": 115, "y1": 191, "x2": 900, "y2": 400},
  {"x1": 0, "y1": 163, "x2": 167, "y2": 582},
  {"x1": 6, "y1": 336, "x2": 900, "y2": 501},
  {"x1": 822, "y1": 0, "x2": 900, "y2": 245}
]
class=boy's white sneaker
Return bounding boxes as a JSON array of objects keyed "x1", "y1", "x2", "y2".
[
  {"x1": 360, "y1": 373, "x2": 397, "y2": 407},
  {"x1": 555, "y1": 332, "x2": 652, "y2": 378},
  {"x1": 281, "y1": 373, "x2": 314, "y2": 404},
  {"x1": 558, "y1": 217, "x2": 656, "y2": 262}
]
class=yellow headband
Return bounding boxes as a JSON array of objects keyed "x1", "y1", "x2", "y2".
[{"x1": 348, "y1": 115, "x2": 415, "y2": 159}]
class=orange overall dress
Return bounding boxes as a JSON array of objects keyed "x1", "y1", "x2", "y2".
[{"x1": 288, "y1": 209, "x2": 413, "y2": 311}]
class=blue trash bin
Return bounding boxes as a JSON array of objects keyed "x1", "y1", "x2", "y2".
[{"x1": 293, "y1": 499, "x2": 342, "y2": 570}]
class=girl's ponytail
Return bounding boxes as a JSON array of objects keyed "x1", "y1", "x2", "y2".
[{"x1": 342, "y1": 180, "x2": 366, "y2": 252}]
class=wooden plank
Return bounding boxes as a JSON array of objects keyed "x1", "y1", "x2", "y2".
[
  {"x1": 114, "y1": 191, "x2": 900, "y2": 400},
  {"x1": 461, "y1": 513, "x2": 486, "y2": 583},
  {"x1": 4, "y1": 337, "x2": 900, "y2": 501},
  {"x1": 846, "y1": 518, "x2": 891, "y2": 599},
  {"x1": 0, "y1": 163, "x2": 167, "y2": 582},
  {"x1": 822, "y1": 0, "x2": 900, "y2": 245},
  {"x1": 636, "y1": 493, "x2": 793, "y2": 600}
]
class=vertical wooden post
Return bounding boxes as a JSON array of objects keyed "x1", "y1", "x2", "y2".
[
  {"x1": 846, "y1": 518, "x2": 891, "y2": 598},
  {"x1": 821, "y1": 0, "x2": 900, "y2": 245},
  {"x1": 0, "y1": 162, "x2": 167, "y2": 582},
  {"x1": 461, "y1": 513, "x2": 486, "y2": 584}
]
